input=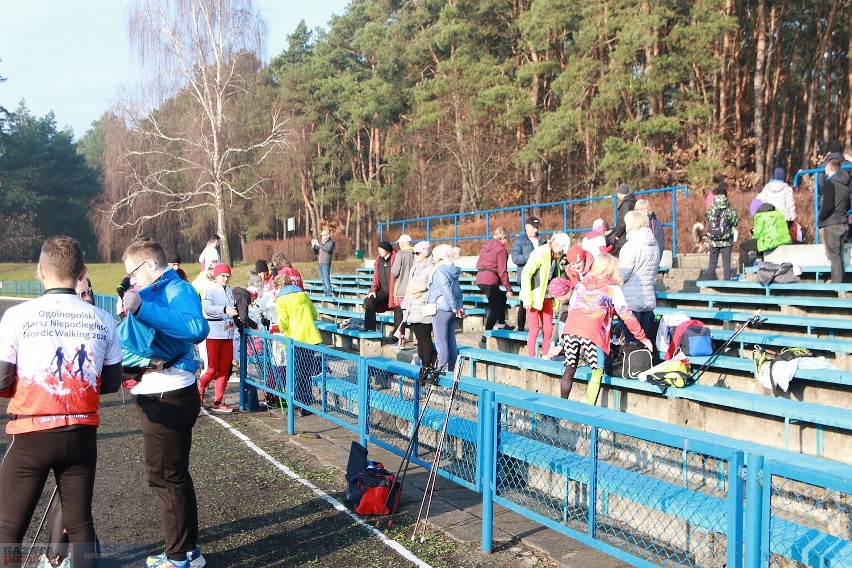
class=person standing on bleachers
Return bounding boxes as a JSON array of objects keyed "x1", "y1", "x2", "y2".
[
  {"x1": 511, "y1": 216, "x2": 546, "y2": 332},
  {"x1": 428, "y1": 244, "x2": 465, "y2": 372},
  {"x1": 818, "y1": 159, "x2": 850, "y2": 283},
  {"x1": 519, "y1": 232, "x2": 571, "y2": 359},
  {"x1": 364, "y1": 241, "x2": 397, "y2": 333},
  {"x1": 401, "y1": 241, "x2": 436, "y2": 369},
  {"x1": 633, "y1": 200, "x2": 665, "y2": 258},
  {"x1": 756, "y1": 167, "x2": 796, "y2": 224},
  {"x1": 391, "y1": 234, "x2": 414, "y2": 349},
  {"x1": 612, "y1": 183, "x2": 637, "y2": 255},
  {"x1": 705, "y1": 182, "x2": 739, "y2": 280},
  {"x1": 618, "y1": 211, "x2": 661, "y2": 346},
  {"x1": 556, "y1": 254, "x2": 652, "y2": 405},
  {"x1": 475, "y1": 227, "x2": 515, "y2": 347},
  {"x1": 311, "y1": 229, "x2": 335, "y2": 296}
]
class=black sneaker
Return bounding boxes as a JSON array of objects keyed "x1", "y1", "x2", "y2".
[
  {"x1": 500, "y1": 325, "x2": 515, "y2": 331},
  {"x1": 479, "y1": 336, "x2": 487, "y2": 347}
]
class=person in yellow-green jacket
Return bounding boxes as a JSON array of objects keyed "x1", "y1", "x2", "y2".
[
  {"x1": 274, "y1": 274, "x2": 322, "y2": 416},
  {"x1": 519, "y1": 232, "x2": 571, "y2": 359}
]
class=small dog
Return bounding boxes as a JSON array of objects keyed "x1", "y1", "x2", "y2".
[{"x1": 692, "y1": 222, "x2": 709, "y2": 253}]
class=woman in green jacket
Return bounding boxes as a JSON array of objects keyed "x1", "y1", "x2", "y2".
[{"x1": 274, "y1": 274, "x2": 322, "y2": 416}]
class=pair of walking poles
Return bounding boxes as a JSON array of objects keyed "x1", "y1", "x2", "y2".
[
  {"x1": 376, "y1": 354, "x2": 466, "y2": 543},
  {"x1": 690, "y1": 309, "x2": 766, "y2": 382}
]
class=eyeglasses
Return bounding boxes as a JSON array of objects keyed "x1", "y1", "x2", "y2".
[
  {"x1": 78, "y1": 288, "x2": 93, "y2": 298},
  {"x1": 127, "y1": 261, "x2": 147, "y2": 279},
  {"x1": 413, "y1": 252, "x2": 422, "y2": 256}
]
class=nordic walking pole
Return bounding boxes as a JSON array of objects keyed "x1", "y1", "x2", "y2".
[
  {"x1": 412, "y1": 355, "x2": 465, "y2": 542},
  {"x1": 23, "y1": 484, "x2": 58, "y2": 568},
  {"x1": 693, "y1": 309, "x2": 765, "y2": 382},
  {"x1": 376, "y1": 367, "x2": 441, "y2": 529}
]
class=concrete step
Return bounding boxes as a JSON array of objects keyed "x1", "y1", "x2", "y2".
[{"x1": 675, "y1": 253, "x2": 740, "y2": 270}]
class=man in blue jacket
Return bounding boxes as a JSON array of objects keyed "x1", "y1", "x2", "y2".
[{"x1": 119, "y1": 238, "x2": 210, "y2": 568}]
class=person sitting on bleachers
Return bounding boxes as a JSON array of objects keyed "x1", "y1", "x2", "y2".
[{"x1": 364, "y1": 241, "x2": 397, "y2": 333}]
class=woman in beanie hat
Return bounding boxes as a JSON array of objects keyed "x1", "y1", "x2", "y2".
[
  {"x1": 165, "y1": 250, "x2": 189, "y2": 281},
  {"x1": 199, "y1": 263, "x2": 239, "y2": 413},
  {"x1": 705, "y1": 182, "x2": 740, "y2": 280},
  {"x1": 556, "y1": 254, "x2": 652, "y2": 405},
  {"x1": 756, "y1": 167, "x2": 796, "y2": 222},
  {"x1": 364, "y1": 241, "x2": 397, "y2": 332}
]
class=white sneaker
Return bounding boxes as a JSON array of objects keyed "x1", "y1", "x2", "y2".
[{"x1": 187, "y1": 547, "x2": 206, "y2": 568}]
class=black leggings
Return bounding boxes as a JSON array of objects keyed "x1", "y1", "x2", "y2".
[
  {"x1": 478, "y1": 284, "x2": 507, "y2": 330},
  {"x1": 411, "y1": 322, "x2": 435, "y2": 366},
  {"x1": 0, "y1": 427, "x2": 98, "y2": 568}
]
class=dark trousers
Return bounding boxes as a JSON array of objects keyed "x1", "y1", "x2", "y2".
[
  {"x1": 392, "y1": 307, "x2": 404, "y2": 337},
  {"x1": 623, "y1": 311, "x2": 655, "y2": 351},
  {"x1": 411, "y1": 322, "x2": 435, "y2": 366},
  {"x1": 822, "y1": 225, "x2": 849, "y2": 283},
  {"x1": 363, "y1": 290, "x2": 389, "y2": 332},
  {"x1": 478, "y1": 284, "x2": 507, "y2": 330},
  {"x1": 0, "y1": 427, "x2": 98, "y2": 568},
  {"x1": 707, "y1": 245, "x2": 733, "y2": 280},
  {"x1": 135, "y1": 383, "x2": 200, "y2": 562}
]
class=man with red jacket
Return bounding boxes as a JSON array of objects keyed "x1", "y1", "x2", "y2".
[
  {"x1": 0, "y1": 236, "x2": 123, "y2": 568},
  {"x1": 364, "y1": 241, "x2": 397, "y2": 333}
]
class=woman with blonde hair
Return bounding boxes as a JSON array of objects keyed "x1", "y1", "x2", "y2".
[
  {"x1": 427, "y1": 244, "x2": 465, "y2": 372},
  {"x1": 557, "y1": 254, "x2": 652, "y2": 405}
]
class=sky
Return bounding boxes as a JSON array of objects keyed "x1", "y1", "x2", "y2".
[{"x1": 0, "y1": 0, "x2": 350, "y2": 140}]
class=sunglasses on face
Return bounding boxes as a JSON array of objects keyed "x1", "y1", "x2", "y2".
[{"x1": 78, "y1": 288, "x2": 93, "y2": 298}]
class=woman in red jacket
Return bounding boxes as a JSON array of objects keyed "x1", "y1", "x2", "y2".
[{"x1": 475, "y1": 227, "x2": 515, "y2": 346}]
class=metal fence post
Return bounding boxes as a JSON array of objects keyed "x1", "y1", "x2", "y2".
[
  {"x1": 744, "y1": 454, "x2": 765, "y2": 568},
  {"x1": 587, "y1": 425, "x2": 599, "y2": 540},
  {"x1": 358, "y1": 357, "x2": 368, "y2": 448},
  {"x1": 238, "y1": 331, "x2": 248, "y2": 410},
  {"x1": 480, "y1": 390, "x2": 496, "y2": 553},
  {"x1": 727, "y1": 451, "x2": 745, "y2": 567},
  {"x1": 285, "y1": 338, "x2": 295, "y2": 436}
]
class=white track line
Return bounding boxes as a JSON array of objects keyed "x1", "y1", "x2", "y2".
[{"x1": 204, "y1": 411, "x2": 433, "y2": 568}]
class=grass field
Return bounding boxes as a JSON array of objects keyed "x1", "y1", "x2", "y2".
[{"x1": 0, "y1": 258, "x2": 366, "y2": 296}]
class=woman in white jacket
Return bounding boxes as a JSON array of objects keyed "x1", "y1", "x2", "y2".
[
  {"x1": 199, "y1": 263, "x2": 238, "y2": 413},
  {"x1": 618, "y1": 211, "x2": 660, "y2": 346}
]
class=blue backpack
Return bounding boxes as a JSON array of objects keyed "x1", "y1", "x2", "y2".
[{"x1": 666, "y1": 319, "x2": 713, "y2": 358}]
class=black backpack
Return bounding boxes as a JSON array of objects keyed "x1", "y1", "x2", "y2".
[
  {"x1": 605, "y1": 343, "x2": 653, "y2": 379},
  {"x1": 708, "y1": 206, "x2": 731, "y2": 240}
]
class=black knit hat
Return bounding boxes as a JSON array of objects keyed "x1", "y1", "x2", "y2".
[
  {"x1": 255, "y1": 259, "x2": 269, "y2": 273},
  {"x1": 165, "y1": 250, "x2": 181, "y2": 264},
  {"x1": 378, "y1": 241, "x2": 393, "y2": 254}
]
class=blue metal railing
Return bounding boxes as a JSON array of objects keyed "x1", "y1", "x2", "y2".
[
  {"x1": 377, "y1": 185, "x2": 689, "y2": 257},
  {"x1": 239, "y1": 330, "x2": 852, "y2": 567},
  {"x1": 791, "y1": 163, "x2": 852, "y2": 244}
]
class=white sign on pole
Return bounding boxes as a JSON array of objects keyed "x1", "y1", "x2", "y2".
[{"x1": 287, "y1": 217, "x2": 295, "y2": 232}]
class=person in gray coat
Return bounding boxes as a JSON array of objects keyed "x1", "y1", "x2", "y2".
[
  {"x1": 391, "y1": 234, "x2": 415, "y2": 348},
  {"x1": 618, "y1": 211, "x2": 661, "y2": 346},
  {"x1": 402, "y1": 241, "x2": 436, "y2": 368}
]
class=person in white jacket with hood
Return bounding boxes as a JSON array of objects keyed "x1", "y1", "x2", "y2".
[
  {"x1": 618, "y1": 211, "x2": 660, "y2": 347},
  {"x1": 756, "y1": 167, "x2": 796, "y2": 222}
]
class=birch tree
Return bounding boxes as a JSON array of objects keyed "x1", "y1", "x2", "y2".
[{"x1": 106, "y1": 0, "x2": 288, "y2": 263}]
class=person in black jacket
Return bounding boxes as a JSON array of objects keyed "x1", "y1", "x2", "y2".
[
  {"x1": 613, "y1": 183, "x2": 637, "y2": 255},
  {"x1": 510, "y1": 217, "x2": 545, "y2": 332},
  {"x1": 819, "y1": 159, "x2": 851, "y2": 283}
]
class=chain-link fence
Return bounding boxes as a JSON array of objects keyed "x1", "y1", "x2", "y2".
[
  {"x1": 494, "y1": 395, "x2": 742, "y2": 568},
  {"x1": 764, "y1": 459, "x2": 852, "y2": 567},
  {"x1": 238, "y1": 334, "x2": 852, "y2": 566},
  {"x1": 364, "y1": 360, "x2": 482, "y2": 491}
]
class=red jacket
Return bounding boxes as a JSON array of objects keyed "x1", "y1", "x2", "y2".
[
  {"x1": 370, "y1": 250, "x2": 398, "y2": 310},
  {"x1": 475, "y1": 238, "x2": 513, "y2": 293}
]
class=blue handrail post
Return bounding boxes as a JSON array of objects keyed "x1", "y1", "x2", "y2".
[
  {"x1": 726, "y1": 451, "x2": 745, "y2": 567},
  {"x1": 671, "y1": 189, "x2": 678, "y2": 259},
  {"x1": 813, "y1": 176, "x2": 820, "y2": 244},
  {"x1": 426, "y1": 218, "x2": 431, "y2": 242},
  {"x1": 238, "y1": 331, "x2": 248, "y2": 410},
  {"x1": 285, "y1": 338, "x2": 295, "y2": 436},
  {"x1": 745, "y1": 454, "x2": 765, "y2": 568},
  {"x1": 357, "y1": 358, "x2": 368, "y2": 448},
  {"x1": 453, "y1": 214, "x2": 459, "y2": 248},
  {"x1": 480, "y1": 390, "x2": 496, "y2": 553},
  {"x1": 587, "y1": 426, "x2": 599, "y2": 540}
]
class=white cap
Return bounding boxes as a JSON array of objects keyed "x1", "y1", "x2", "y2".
[
  {"x1": 398, "y1": 234, "x2": 412, "y2": 243},
  {"x1": 320, "y1": 229, "x2": 330, "y2": 236},
  {"x1": 551, "y1": 232, "x2": 570, "y2": 248}
]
